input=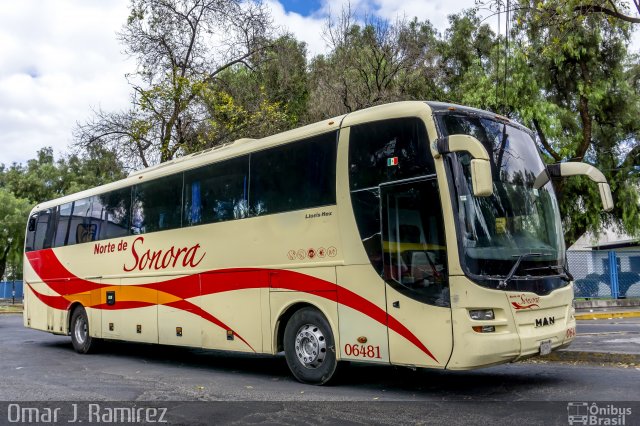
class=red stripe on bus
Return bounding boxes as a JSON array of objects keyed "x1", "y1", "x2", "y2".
[
  {"x1": 26, "y1": 250, "x2": 107, "y2": 294},
  {"x1": 27, "y1": 284, "x2": 71, "y2": 310},
  {"x1": 26, "y1": 249, "x2": 437, "y2": 362}
]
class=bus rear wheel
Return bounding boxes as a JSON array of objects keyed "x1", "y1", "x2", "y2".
[
  {"x1": 70, "y1": 306, "x2": 96, "y2": 354},
  {"x1": 283, "y1": 307, "x2": 338, "y2": 385}
]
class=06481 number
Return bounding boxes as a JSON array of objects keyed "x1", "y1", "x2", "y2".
[{"x1": 343, "y1": 344, "x2": 382, "y2": 359}]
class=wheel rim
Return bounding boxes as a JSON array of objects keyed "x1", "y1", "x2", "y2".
[
  {"x1": 74, "y1": 315, "x2": 87, "y2": 345},
  {"x1": 294, "y1": 323, "x2": 327, "y2": 369}
]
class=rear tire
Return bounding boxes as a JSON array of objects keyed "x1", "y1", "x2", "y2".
[
  {"x1": 70, "y1": 306, "x2": 96, "y2": 354},
  {"x1": 284, "y1": 307, "x2": 338, "y2": 385}
]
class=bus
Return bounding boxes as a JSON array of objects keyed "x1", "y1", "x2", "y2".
[{"x1": 23, "y1": 101, "x2": 613, "y2": 384}]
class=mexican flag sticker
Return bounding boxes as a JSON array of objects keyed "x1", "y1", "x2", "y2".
[{"x1": 387, "y1": 157, "x2": 398, "y2": 166}]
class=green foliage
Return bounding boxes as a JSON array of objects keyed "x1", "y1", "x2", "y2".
[
  {"x1": 308, "y1": 14, "x2": 440, "y2": 119},
  {"x1": 0, "y1": 189, "x2": 31, "y2": 281},
  {"x1": 69, "y1": 0, "x2": 639, "y2": 248},
  {"x1": 0, "y1": 146, "x2": 126, "y2": 278}
]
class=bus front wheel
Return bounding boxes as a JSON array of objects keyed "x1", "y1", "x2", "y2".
[
  {"x1": 70, "y1": 306, "x2": 96, "y2": 354},
  {"x1": 283, "y1": 307, "x2": 338, "y2": 385}
]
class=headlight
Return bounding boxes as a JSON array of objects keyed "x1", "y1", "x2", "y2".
[{"x1": 469, "y1": 309, "x2": 494, "y2": 321}]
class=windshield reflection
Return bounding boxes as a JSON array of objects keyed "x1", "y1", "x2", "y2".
[{"x1": 438, "y1": 113, "x2": 566, "y2": 292}]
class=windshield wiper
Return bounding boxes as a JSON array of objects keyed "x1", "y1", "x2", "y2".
[
  {"x1": 523, "y1": 264, "x2": 574, "y2": 282},
  {"x1": 498, "y1": 253, "x2": 543, "y2": 289}
]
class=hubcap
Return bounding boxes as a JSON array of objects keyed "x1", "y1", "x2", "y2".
[
  {"x1": 294, "y1": 323, "x2": 327, "y2": 369},
  {"x1": 74, "y1": 316, "x2": 87, "y2": 345}
]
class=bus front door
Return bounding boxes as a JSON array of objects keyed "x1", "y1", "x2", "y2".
[{"x1": 380, "y1": 179, "x2": 453, "y2": 368}]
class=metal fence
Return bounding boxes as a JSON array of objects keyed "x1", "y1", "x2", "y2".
[
  {"x1": 567, "y1": 251, "x2": 640, "y2": 298},
  {"x1": 0, "y1": 281, "x2": 23, "y2": 302}
]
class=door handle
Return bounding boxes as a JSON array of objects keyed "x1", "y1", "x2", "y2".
[{"x1": 392, "y1": 301, "x2": 400, "y2": 308}]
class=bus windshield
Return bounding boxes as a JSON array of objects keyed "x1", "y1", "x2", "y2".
[{"x1": 438, "y1": 112, "x2": 567, "y2": 293}]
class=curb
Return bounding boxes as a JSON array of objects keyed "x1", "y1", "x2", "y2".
[
  {"x1": 545, "y1": 350, "x2": 640, "y2": 365},
  {"x1": 575, "y1": 311, "x2": 640, "y2": 320}
]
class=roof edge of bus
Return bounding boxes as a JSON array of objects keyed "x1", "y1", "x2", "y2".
[
  {"x1": 426, "y1": 101, "x2": 532, "y2": 133},
  {"x1": 30, "y1": 112, "x2": 348, "y2": 212},
  {"x1": 340, "y1": 101, "x2": 431, "y2": 128}
]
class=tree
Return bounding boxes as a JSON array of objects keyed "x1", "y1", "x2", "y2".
[
  {"x1": 0, "y1": 146, "x2": 126, "y2": 279},
  {"x1": 307, "y1": 8, "x2": 440, "y2": 119},
  {"x1": 74, "y1": 0, "x2": 273, "y2": 168},
  {"x1": 465, "y1": 2, "x2": 640, "y2": 245},
  {"x1": 181, "y1": 35, "x2": 309, "y2": 151},
  {"x1": 1, "y1": 146, "x2": 126, "y2": 204},
  {"x1": 0, "y1": 189, "x2": 31, "y2": 281}
]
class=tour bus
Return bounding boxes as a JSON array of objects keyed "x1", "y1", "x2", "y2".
[{"x1": 23, "y1": 101, "x2": 613, "y2": 384}]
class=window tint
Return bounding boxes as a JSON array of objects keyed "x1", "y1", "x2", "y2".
[
  {"x1": 88, "y1": 195, "x2": 106, "y2": 239},
  {"x1": 349, "y1": 118, "x2": 433, "y2": 190},
  {"x1": 54, "y1": 203, "x2": 72, "y2": 247},
  {"x1": 98, "y1": 188, "x2": 131, "y2": 239},
  {"x1": 351, "y1": 189, "x2": 383, "y2": 275},
  {"x1": 132, "y1": 174, "x2": 183, "y2": 234},
  {"x1": 184, "y1": 155, "x2": 249, "y2": 226},
  {"x1": 250, "y1": 132, "x2": 337, "y2": 215},
  {"x1": 25, "y1": 208, "x2": 56, "y2": 252},
  {"x1": 25, "y1": 214, "x2": 37, "y2": 252},
  {"x1": 67, "y1": 198, "x2": 93, "y2": 245},
  {"x1": 381, "y1": 179, "x2": 449, "y2": 307}
]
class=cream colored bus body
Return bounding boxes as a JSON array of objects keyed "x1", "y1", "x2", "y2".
[{"x1": 24, "y1": 101, "x2": 586, "y2": 374}]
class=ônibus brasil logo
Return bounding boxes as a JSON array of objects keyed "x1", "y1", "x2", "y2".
[{"x1": 567, "y1": 402, "x2": 632, "y2": 425}]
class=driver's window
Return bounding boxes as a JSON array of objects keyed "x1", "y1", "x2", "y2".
[{"x1": 382, "y1": 179, "x2": 449, "y2": 307}]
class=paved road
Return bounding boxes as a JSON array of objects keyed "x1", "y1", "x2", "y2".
[
  {"x1": 577, "y1": 317, "x2": 640, "y2": 334},
  {"x1": 570, "y1": 317, "x2": 640, "y2": 355},
  {"x1": 1, "y1": 314, "x2": 639, "y2": 424}
]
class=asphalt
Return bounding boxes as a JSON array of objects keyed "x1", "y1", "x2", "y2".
[
  {"x1": 544, "y1": 306, "x2": 640, "y2": 366},
  {"x1": 2, "y1": 303, "x2": 639, "y2": 367}
]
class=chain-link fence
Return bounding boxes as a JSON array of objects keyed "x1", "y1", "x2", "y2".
[
  {"x1": 0, "y1": 281, "x2": 23, "y2": 302},
  {"x1": 567, "y1": 251, "x2": 640, "y2": 298}
]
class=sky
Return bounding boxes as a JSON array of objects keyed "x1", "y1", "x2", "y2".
[{"x1": 0, "y1": 0, "x2": 637, "y2": 167}]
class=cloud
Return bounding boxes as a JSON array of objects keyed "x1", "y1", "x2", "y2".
[
  {"x1": 0, "y1": 0, "x2": 133, "y2": 166},
  {"x1": 266, "y1": 0, "x2": 329, "y2": 56},
  {"x1": 1, "y1": 0, "x2": 637, "y2": 168}
]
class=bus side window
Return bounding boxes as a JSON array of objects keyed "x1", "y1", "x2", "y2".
[
  {"x1": 132, "y1": 173, "x2": 183, "y2": 234},
  {"x1": 350, "y1": 189, "x2": 383, "y2": 275},
  {"x1": 54, "y1": 202, "x2": 73, "y2": 247},
  {"x1": 67, "y1": 198, "x2": 93, "y2": 246},
  {"x1": 33, "y1": 208, "x2": 55, "y2": 251},
  {"x1": 348, "y1": 117, "x2": 434, "y2": 191},
  {"x1": 100, "y1": 187, "x2": 131, "y2": 240},
  {"x1": 183, "y1": 155, "x2": 249, "y2": 226},
  {"x1": 25, "y1": 214, "x2": 37, "y2": 252},
  {"x1": 250, "y1": 132, "x2": 337, "y2": 216}
]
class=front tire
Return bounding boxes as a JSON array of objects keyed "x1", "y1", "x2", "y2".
[
  {"x1": 284, "y1": 307, "x2": 338, "y2": 385},
  {"x1": 70, "y1": 306, "x2": 96, "y2": 354}
]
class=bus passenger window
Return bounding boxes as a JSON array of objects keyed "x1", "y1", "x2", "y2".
[
  {"x1": 183, "y1": 155, "x2": 249, "y2": 226},
  {"x1": 54, "y1": 203, "x2": 72, "y2": 247},
  {"x1": 132, "y1": 174, "x2": 183, "y2": 234},
  {"x1": 98, "y1": 187, "x2": 131, "y2": 240},
  {"x1": 66, "y1": 198, "x2": 92, "y2": 246},
  {"x1": 249, "y1": 132, "x2": 337, "y2": 216},
  {"x1": 25, "y1": 214, "x2": 37, "y2": 252},
  {"x1": 33, "y1": 208, "x2": 55, "y2": 251},
  {"x1": 349, "y1": 118, "x2": 434, "y2": 191}
]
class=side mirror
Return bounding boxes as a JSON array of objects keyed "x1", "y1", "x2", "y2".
[
  {"x1": 534, "y1": 162, "x2": 614, "y2": 212},
  {"x1": 434, "y1": 134, "x2": 493, "y2": 197}
]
